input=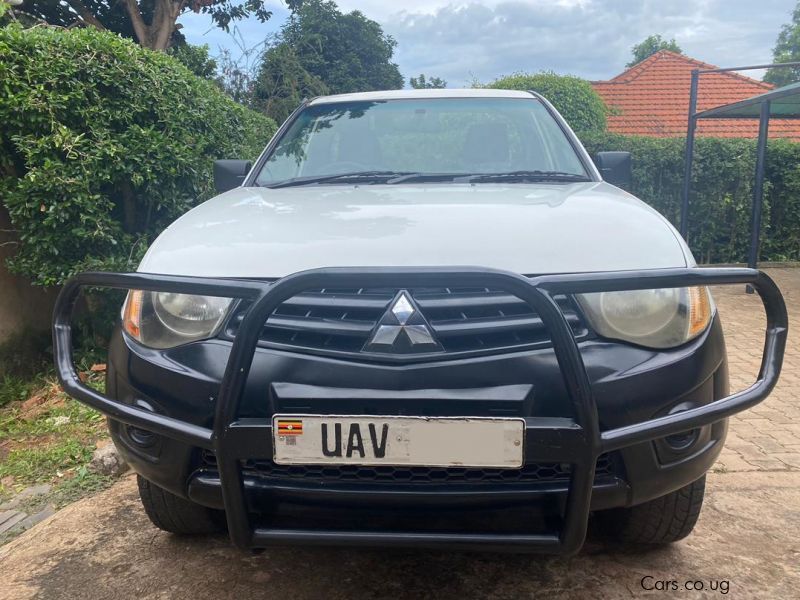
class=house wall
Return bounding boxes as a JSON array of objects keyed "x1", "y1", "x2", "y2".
[{"x1": 0, "y1": 206, "x2": 57, "y2": 344}]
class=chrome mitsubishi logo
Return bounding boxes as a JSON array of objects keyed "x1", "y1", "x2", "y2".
[{"x1": 363, "y1": 291, "x2": 443, "y2": 354}]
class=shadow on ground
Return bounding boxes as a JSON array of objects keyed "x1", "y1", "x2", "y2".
[{"x1": 0, "y1": 471, "x2": 798, "y2": 599}]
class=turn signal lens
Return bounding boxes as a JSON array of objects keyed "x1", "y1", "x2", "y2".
[
  {"x1": 122, "y1": 289, "x2": 144, "y2": 341},
  {"x1": 687, "y1": 286, "x2": 712, "y2": 338}
]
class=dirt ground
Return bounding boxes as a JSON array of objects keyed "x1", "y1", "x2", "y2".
[{"x1": 1, "y1": 269, "x2": 798, "y2": 599}]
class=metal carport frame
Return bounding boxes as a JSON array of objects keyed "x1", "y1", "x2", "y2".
[{"x1": 680, "y1": 62, "x2": 800, "y2": 276}]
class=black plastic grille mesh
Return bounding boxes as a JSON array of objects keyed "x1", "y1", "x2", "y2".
[
  {"x1": 201, "y1": 451, "x2": 616, "y2": 485},
  {"x1": 224, "y1": 286, "x2": 588, "y2": 357}
]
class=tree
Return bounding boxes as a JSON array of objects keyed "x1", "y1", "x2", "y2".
[
  {"x1": 485, "y1": 72, "x2": 607, "y2": 133},
  {"x1": 764, "y1": 3, "x2": 800, "y2": 86},
  {"x1": 409, "y1": 74, "x2": 447, "y2": 89},
  {"x1": 217, "y1": 48, "x2": 257, "y2": 106},
  {"x1": 14, "y1": 0, "x2": 301, "y2": 51},
  {"x1": 168, "y1": 43, "x2": 217, "y2": 79},
  {"x1": 253, "y1": 0, "x2": 403, "y2": 122},
  {"x1": 627, "y1": 34, "x2": 682, "y2": 67},
  {"x1": 253, "y1": 44, "x2": 329, "y2": 123}
]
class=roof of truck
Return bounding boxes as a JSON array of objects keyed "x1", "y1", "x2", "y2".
[{"x1": 308, "y1": 88, "x2": 535, "y2": 104}]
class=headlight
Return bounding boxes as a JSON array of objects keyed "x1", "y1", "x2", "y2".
[
  {"x1": 122, "y1": 290, "x2": 232, "y2": 349},
  {"x1": 577, "y1": 286, "x2": 712, "y2": 349}
]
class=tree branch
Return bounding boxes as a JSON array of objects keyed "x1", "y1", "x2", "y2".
[
  {"x1": 66, "y1": 0, "x2": 107, "y2": 31},
  {"x1": 150, "y1": 0, "x2": 178, "y2": 50},
  {"x1": 123, "y1": 0, "x2": 150, "y2": 47},
  {"x1": 173, "y1": 0, "x2": 188, "y2": 20}
]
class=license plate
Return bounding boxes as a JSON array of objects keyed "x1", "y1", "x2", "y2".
[{"x1": 272, "y1": 415, "x2": 525, "y2": 468}]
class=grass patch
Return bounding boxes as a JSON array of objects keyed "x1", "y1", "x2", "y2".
[
  {"x1": 51, "y1": 465, "x2": 114, "y2": 508},
  {"x1": 0, "y1": 367, "x2": 118, "y2": 545},
  {"x1": 0, "y1": 392, "x2": 104, "y2": 440},
  {"x1": 0, "y1": 439, "x2": 95, "y2": 486},
  {"x1": 0, "y1": 375, "x2": 39, "y2": 409},
  {"x1": 0, "y1": 373, "x2": 109, "y2": 503}
]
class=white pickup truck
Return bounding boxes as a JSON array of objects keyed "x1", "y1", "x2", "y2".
[{"x1": 53, "y1": 89, "x2": 788, "y2": 554}]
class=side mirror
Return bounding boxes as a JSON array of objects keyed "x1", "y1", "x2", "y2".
[
  {"x1": 213, "y1": 159, "x2": 252, "y2": 194},
  {"x1": 594, "y1": 151, "x2": 632, "y2": 188}
]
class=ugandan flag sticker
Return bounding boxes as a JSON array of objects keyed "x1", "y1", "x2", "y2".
[{"x1": 277, "y1": 419, "x2": 303, "y2": 436}]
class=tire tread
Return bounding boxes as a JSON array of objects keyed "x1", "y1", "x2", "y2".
[
  {"x1": 137, "y1": 475, "x2": 223, "y2": 535},
  {"x1": 597, "y1": 475, "x2": 705, "y2": 544}
]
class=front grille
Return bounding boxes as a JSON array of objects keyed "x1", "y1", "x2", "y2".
[
  {"x1": 200, "y1": 451, "x2": 617, "y2": 486},
  {"x1": 224, "y1": 286, "x2": 588, "y2": 358}
]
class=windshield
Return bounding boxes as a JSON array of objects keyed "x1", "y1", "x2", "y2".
[{"x1": 254, "y1": 97, "x2": 590, "y2": 187}]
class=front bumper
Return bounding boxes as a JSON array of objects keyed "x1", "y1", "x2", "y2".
[{"x1": 53, "y1": 267, "x2": 788, "y2": 553}]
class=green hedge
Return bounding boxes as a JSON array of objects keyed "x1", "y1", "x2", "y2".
[
  {"x1": 582, "y1": 133, "x2": 800, "y2": 264},
  {"x1": 0, "y1": 26, "x2": 277, "y2": 286},
  {"x1": 486, "y1": 72, "x2": 607, "y2": 134}
]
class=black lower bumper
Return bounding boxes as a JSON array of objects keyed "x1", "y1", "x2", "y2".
[{"x1": 52, "y1": 267, "x2": 787, "y2": 553}]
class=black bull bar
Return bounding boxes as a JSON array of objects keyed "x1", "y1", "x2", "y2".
[{"x1": 52, "y1": 267, "x2": 788, "y2": 553}]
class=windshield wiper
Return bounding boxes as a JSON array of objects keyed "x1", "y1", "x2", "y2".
[
  {"x1": 265, "y1": 171, "x2": 416, "y2": 189},
  {"x1": 385, "y1": 172, "x2": 466, "y2": 184},
  {"x1": 265, "y1": 169, "x2": 590, "y2": 188},
  {"x1": 463, "y1": 170, "x2": 591, "y2": 183}
]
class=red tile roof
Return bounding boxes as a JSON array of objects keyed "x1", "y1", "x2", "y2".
[{"x1": 591, "y1": 50, "x2": 800, "y2": 139}]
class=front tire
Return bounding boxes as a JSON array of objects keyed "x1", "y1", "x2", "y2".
[
  {"x1": 137, "y1": 475, "x2": 225, "y2": 535},
  {"x1": 596, "y1": 475, "x2": 706, "y2": 544}
]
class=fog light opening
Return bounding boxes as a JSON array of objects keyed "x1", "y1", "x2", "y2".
[
  {"x1": 127, "y1": 399, "x2": 158, "y2": 447},
  {"x1": 664, "y1": 402, "x2": 701, "y2": 451},
  {"x1": 665, "y1": 429, "x2": 700, "y2": 451},
  {"x1": 127, "y1": 425, "x2": 156, "y2": 447}
]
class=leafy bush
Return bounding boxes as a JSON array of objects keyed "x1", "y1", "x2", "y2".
[
  {"x1": 0, "y1": 26, "x2": 277, "y2": 286},
  {"x1": 582, "y1": 132, "x2": 800, "y2": 263},
  {"x1": 760, "y1": 139, "x2": 800, "y2": 260},
  {"x1": 167, "y1": 43, "x2": 218, "y2": 80},
  {"x1": 486, "y1": 72, "x2": 608, "y2": 134}
]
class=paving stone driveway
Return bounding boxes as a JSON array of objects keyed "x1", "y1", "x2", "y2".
[
  {"x1": 713, "y1": 268, "x2": 800, "y2": 473},
  {"x1": 0, "y1": 268, "x2": 798, "y2": 599}
]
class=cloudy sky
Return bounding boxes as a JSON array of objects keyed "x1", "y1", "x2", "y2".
[{"x1": 179, "y1": 0, "x2": 796, "y2": 85}]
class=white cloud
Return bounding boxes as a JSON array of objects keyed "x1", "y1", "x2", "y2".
[
  {"x1": 382, "y1": 0, "x2": 792, "y2": 86},
  {"x1": 179, "y1": 0, "x2": 794, "y2": 87}
]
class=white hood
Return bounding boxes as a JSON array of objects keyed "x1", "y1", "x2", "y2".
[{"x1": 138, "y1": 182, "x2": 692, "y2": 278}]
